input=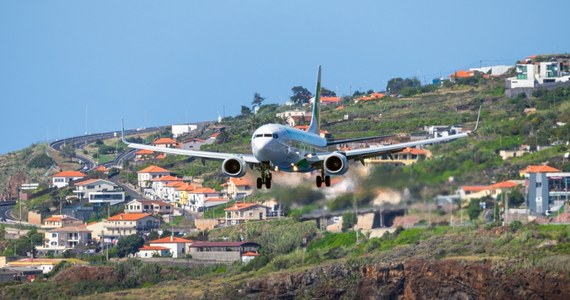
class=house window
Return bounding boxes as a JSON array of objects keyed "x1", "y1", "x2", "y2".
[
  {"x1": 536, "y1": 182, "x2": 542, "y2": 188},
  {"x1": 52, "y1": 233, "x2": 57, "y2": 238}
]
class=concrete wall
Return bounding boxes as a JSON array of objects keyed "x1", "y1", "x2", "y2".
[
  {"x1": 28, "y1": 211, "x2": 42, "y2": 225},
  {"x1": 190, "y1": 251, "x2": 241, "y2": 262}
]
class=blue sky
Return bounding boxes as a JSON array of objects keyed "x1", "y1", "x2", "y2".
[{"x1": 1, "y1": 0, "x2": 569, "y2": 154}]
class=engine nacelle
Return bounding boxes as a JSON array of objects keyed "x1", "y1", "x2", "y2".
[
  {"x1": 222, "y1": 157, "x2": 247, "y2": 177},
  {"x1": 324, "y1": 153, "x2": 349, "y2": 175}
]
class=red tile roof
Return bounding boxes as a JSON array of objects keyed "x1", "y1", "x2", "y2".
[
  {"x1": 107, "y1": 213, "x2": 152, "y2": 221},
  {"x1": 139, "y1": 245, "x2": 170, "y2": 251},
  {"x1": 400, "y1": 147, "x2": 429, "y2": 155},
  {"x1": 242, "y1": 251, "x2": 260, "y2": 257},
  {"x1": 521, "y1": 165, "x2": 561, "y2": 173},
  {"x1": 461, "y1": 186, "x2": 489, "y2": 192},
  {"x1": 150, "y1": 236, "x2": 193, "y2": 244},
  {"x1": 96, "y1": 165, "x2": 109, "y2": 172},
  {"x1": 44, "y1": 215, "x2": 79, "y2": 222},
  {"x1": 230, "y1": 177, "x2": 251, "y2": 187},
  {"x1": 164, "y1": 181, "x2": 186, "y2": 188},
  {"x1": 53, "y1": 171, "x2": 86, "y2": 178},
  {"x1": 176, "y1": 184, "x2": 196, "y2": 192},
  {"x1": 135, "y1": 149, "x2": 154, "y2": 155},
  {"x1": 490, "y1": 180, "x2": 519, "y2": 189},
  {"x1": 224, "y1": 202, "x2": 261, "y2": 211},
  {"x1": 450, "y1": 70, "x2": 474, "y2": 78},
  {"x1": 153, "y1": 137, "x2": 177, "y2": 145},
  {"x1": 152, "y1": 175, "x2": 183, "y2": 182},
  {"x1": 138, "y1": 165, "x2": 171, "y2": 174},
  {"x1": 321, "y1": 96, "x2": 341, "y2": 103},
  {"x1": 191, "y1": 187, "x2": 218, "y2": 194}
]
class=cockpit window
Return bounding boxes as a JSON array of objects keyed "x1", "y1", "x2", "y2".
[
  {"x1": 254, "y1": 134, "x2": 263, "y2": 138},
  {"x1": 263, "y1": 134, "x2": 272, "y2": 137},
  {"x1": 272, "y1": 133, "x2": 278, "y2": 139}
]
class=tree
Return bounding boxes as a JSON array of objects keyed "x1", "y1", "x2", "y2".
[
  {"x1": 251, "y1": 92, "x2": 265, "y2": 109},
  {"x1": 60, "y1": 143, "x2": 75, "y2": 159},
  {"x1": 321, "y1": 87, "x2": 336, "y2": 97},
  {"x1": 467, "y1": 198, "x2": 483, "y2": 221},
  {"x1": 115, "y1": 235, "x2": 145, "y2": 258},
  {"x1": 341, "y1": 211, "x2": 357, "y2": 232},
  {"x1": 290, "y1": 86, "x2": 312, "y2": 106},
  {"x1": 386, "y1": 77, "x2": 421, "y2": 95},
  {"x1": 241, "y1": 105, "x2": 252, "y2": 116}
]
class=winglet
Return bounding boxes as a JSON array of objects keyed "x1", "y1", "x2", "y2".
[
  {"x1": 121, "y1": 118, "x2": 129, "y2": 144},
  {"x1": 470, "y1": 105, "x2": 482, "y2": 134},
  {"x1": 307, "y1": 65, "x2": 322, "y2": 135}
]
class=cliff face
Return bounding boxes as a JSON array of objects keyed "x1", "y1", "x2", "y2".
[{"x1": 234, "y1": 259, "x2": 570, "y2": 299}]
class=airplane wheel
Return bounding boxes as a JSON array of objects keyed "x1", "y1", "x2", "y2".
[
  {"x1": 256, "y1": 177, "x2": 263, "y2": 189},
  {"x1": 316, "y1": 176, "x2": 323, "y2": 187},
  {"x1": 265, "y1": 178, "x2": 271, "y2": 189},
  {"x1": 325, "y1": 175, "x2": 331, "y2": 187}
]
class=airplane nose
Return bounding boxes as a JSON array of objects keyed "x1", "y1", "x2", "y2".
[{"x1": 253, "y1": 138, "x2": 275, "y2": 161}]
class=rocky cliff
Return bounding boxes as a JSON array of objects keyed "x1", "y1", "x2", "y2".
[{"x1": 230, "y1": 259, "x2": 570, "y2": 299}]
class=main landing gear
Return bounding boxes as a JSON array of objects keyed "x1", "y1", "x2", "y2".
[
  {"x1": 256, "y1": 164, "x2": 272, "y2": 189},
  {"x1": 316, "y1": 169, "x2": 331, "y2": 188}
]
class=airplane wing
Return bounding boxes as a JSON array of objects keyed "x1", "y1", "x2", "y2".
[
  {"x1": 326, "y1": 135, "x2": 394, "y2": 146},
  {"x1": 121, "y1": 121, "x2": 259, "y2": 164},
  {"x1": 124, "y1": 141, "x2": 260, "y2": 163},
  {"x1": 334, "y1": 132, "x2": 469, "y2": 161}
]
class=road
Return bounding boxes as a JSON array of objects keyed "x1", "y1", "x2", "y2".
[
  {"x1": 49, "y1": 127, "x2": 162, "y2": 171},
  {"x1": 0, "y1": 201, "x2": 16, "y2": 222}
]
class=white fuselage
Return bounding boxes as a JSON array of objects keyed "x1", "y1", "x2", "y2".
[{"x1": 251, "y1": 124, "x2": 327, "y2": 172}]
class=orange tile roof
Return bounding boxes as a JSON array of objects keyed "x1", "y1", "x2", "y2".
[
  {"x1": 521, "y1": 165, "x2": 561, "y2": 173},
  {"x1": 230, "y1": 177, "x2": 251, "y2": 186},
  {"x1": 210, "y1": 132, "x2": 220, "y2": 138},
  {"x1": 155, "y1": 153, "x2": 166, "y2": 160},
  {"x1": 135, "y1": 149, "x2": 154, "y2": 155},
  {"x1": 153, "y1": 137, "x2": 177, "y2": 145},
  {"x1": 400, "y1": 147, "x2": 429, "y2": 155},
  {"x1": 321, "y1": 96, "x2": 341, "y2": 103},
  {"x1": 205, "y1": 197, "x2": 227, "y2": 202},
  {"x1": 152, "y1": 175, "x2": 183, "y2": 182},
  {"x1": 165, "y1": 181, "x2": 186, "y2": 188},
  {"x1": 224, "y1": 202, "x2": 260, "y2": 211},
  {"x1": 53, "y1": 171, "x2": 86, "y2": 178},
  {"x1": 176, "y1": 184, "x2": 195, "y2": 192},
  {"x1": 335, "y1": 105, "x2": 345, "y2": 111},
  {"x1": 450, "y1": 70, "x2": 474, "y2": 78},
  {"x1": 191, "y1": 187, "x2": 218, "y2": 194},
  {"x1": 356, "y1": 92, "x2": 385, "y2": 102},
  {"x1": 107, "y1": 213, "x2": 152, "y2": 221},
  {"x1": 150, "y1": 236, "x2": 193, "y2": 244},
  {"x1": 96, "y1": 165, "x2": 109, "y2": 172},
  {"x1": 138, "y1": 165, "x2": 171, "y2": 174},
  {"x1": 74, "y1": 179, "x2": 100, "y2": 186},
  {"x1": 242, "y1": 251, "x2": 260, "y2": 257},
  {"x1": 461, "y1": 186, "x2": 489, "y2": 192},
  {"x1": 44, "y1": 215, "x2": 78, "y2": 222},
  {"x1": 490, "y1": 180, "x2": 519, "y2": 189},
  {"x1": 139, "y1": 245, "x2": 170, "y2": 251}
]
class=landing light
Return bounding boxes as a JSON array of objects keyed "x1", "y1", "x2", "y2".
[
  {"x1": 306, "y1": 153, "x2": 313, "y2": 158},
  {"x1": 274, "y1": 166, "x2": 279, "y2": 171},
  {"x1": 293, "y1": 165, "x2": 298, "y2": 172}
]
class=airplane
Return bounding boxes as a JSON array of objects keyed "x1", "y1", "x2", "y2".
[{"x1": 122, "y1": 66, "x2": 480, "y2": 189}]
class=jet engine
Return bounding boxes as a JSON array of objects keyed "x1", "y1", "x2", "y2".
[
  {"x1": 222, "y1": 157, "x2": 247, "y2": 177},
  {"x1": 324, "y1": 153, "x2": 349, "y2": 175}
]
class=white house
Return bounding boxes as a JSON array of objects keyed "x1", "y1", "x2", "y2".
[
  {"x1": 507, "y1": 62, "x2": 570, "y2": 89},
  {"x1": 124, "y1": 199, "x2": 173, "y2": 215},
  {"x1": 73, "y1": 178, "x2": 125, "y2": 205},
  {"x1": 137, "y1": 165, "x2": 171, "y2": 189},
  {"x1": 51, "y1": 171, "x2": 87, "y2": 188},
  {"x1": 103, "y1": 213, "x2": 159, "y2": 238},
  {"x1": 187, "y1": 187, "x2": 221, "y2": 212},
  {"x1": 171, "y1": 124, "x2": 198, "y2": 138},
  {"x1": 137, "y1": 245, "x2": 171, "y2": 258},
  {"x1": 37, "y1": 226, "x2": 92, "y2": 255},
  {"x1": 149, "y1": 236, "x2": 193, "y2": 258},
  {"x1": 150, "y1": 175, "x2": 185, "y2": 200},
  {"x1": 226, "y1": 177, "x2": 252, "y2": 199}
]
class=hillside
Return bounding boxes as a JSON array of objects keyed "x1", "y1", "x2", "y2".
[{"x1": 1, "y1": 221, "x2": 569, "y2": 299}]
